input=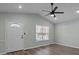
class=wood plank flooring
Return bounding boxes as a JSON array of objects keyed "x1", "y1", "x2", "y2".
[{"x1": 5, "y1": 44, "x2": 79, "y2": 55}]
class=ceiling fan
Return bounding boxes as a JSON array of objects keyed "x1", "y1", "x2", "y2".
[{"x1": 42, "y1": 3, "x2": 64, "y2": 18}]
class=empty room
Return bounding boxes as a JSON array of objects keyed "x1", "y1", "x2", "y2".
[{"x1": 0, "y1": 3, "x2": 79, "y2": 55}]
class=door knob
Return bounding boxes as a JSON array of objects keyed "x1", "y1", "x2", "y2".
[
  {"x1": 24, "y1": 32, "x2": 26, "y2": 35},
  {"x1": 21, "y1": 32, "x2": 26, "y2": 39}
]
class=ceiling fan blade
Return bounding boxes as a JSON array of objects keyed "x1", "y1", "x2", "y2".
[
  {"x1": 53, "y1": 6, "x2": 58, "y2": 12},
  {"x1": 51, "y1": 3, "x2": 54, "y2": 11},
  {"x1": 44, "y1": 13, "x2": 50, "y2": 16},
  {"x1": 42, "y1": 10, "x2": 50, "y2": 12},
  {"x1": 54, "y1": 12, "x2": 64, "y2": 14}
]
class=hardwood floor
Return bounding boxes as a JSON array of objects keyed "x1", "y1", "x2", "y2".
[{"x1": 5, "y1": 44, "x2": 79, "y2": 55}]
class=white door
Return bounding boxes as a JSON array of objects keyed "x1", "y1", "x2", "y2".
[{"x1": 6, "y1": 22, "x2": 24, "y2": 52}]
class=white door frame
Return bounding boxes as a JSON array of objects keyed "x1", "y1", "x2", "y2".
[{"x1": 5, "y1": 21, "x2": 24, "y2": 52}]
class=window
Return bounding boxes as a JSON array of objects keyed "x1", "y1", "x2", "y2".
[{"x1": 36, "y1": 25, "x2": 49, "y2": 41}]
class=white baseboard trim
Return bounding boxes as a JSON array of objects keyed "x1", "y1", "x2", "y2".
[
  {"x1": 3, "y1": 43, "x2": 79, "y2": 54},
  {"x1": 1, "y1": 43, "x2": 79, "y2": 55},
  {"x1": 0, "y1": 52, "x2": 7, "y2": 55},
  {"x1": 0, "y1": 43, "x2": 55, "y2": 55},
  {"x1": 56, "y1": 43, "x2": 79, "y2": 49},
  {"x1": 24, "y1": 43, "x2": 55, "y2": 50}
]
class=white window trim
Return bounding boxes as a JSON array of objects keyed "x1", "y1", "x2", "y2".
[{"x1": 36, "y1": 25, "x2": 49, "y2": 41}]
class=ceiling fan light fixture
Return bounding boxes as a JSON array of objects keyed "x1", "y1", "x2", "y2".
[{"x1": 51, "y1": 14, "x2": 54, "y2": 16}]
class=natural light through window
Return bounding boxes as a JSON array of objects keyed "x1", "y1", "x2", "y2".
[
  {"x1": 36, "y1": 25, "x2": 49, "y2": 41},
  {"x1": 10, "y1": 24, "x2": 20, "y2": 27}
]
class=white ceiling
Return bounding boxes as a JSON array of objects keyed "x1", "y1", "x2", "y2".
[{"x1": 0, "y1": 3, "x2": 79, "y2": 23}]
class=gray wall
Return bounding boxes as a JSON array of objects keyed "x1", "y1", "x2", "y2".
[
  {"x1": 23, "y1": 14, "x2": 54, "y2": 49},
  {"x1": 0, "y1": 14, "x2": 5, "y2": 53},
  {"x1": 0, "y1": 13, "x2": 54, "y2": 53},
  {"x1": 55, "y1": 18, "x2": 79, "y2": 48}
]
